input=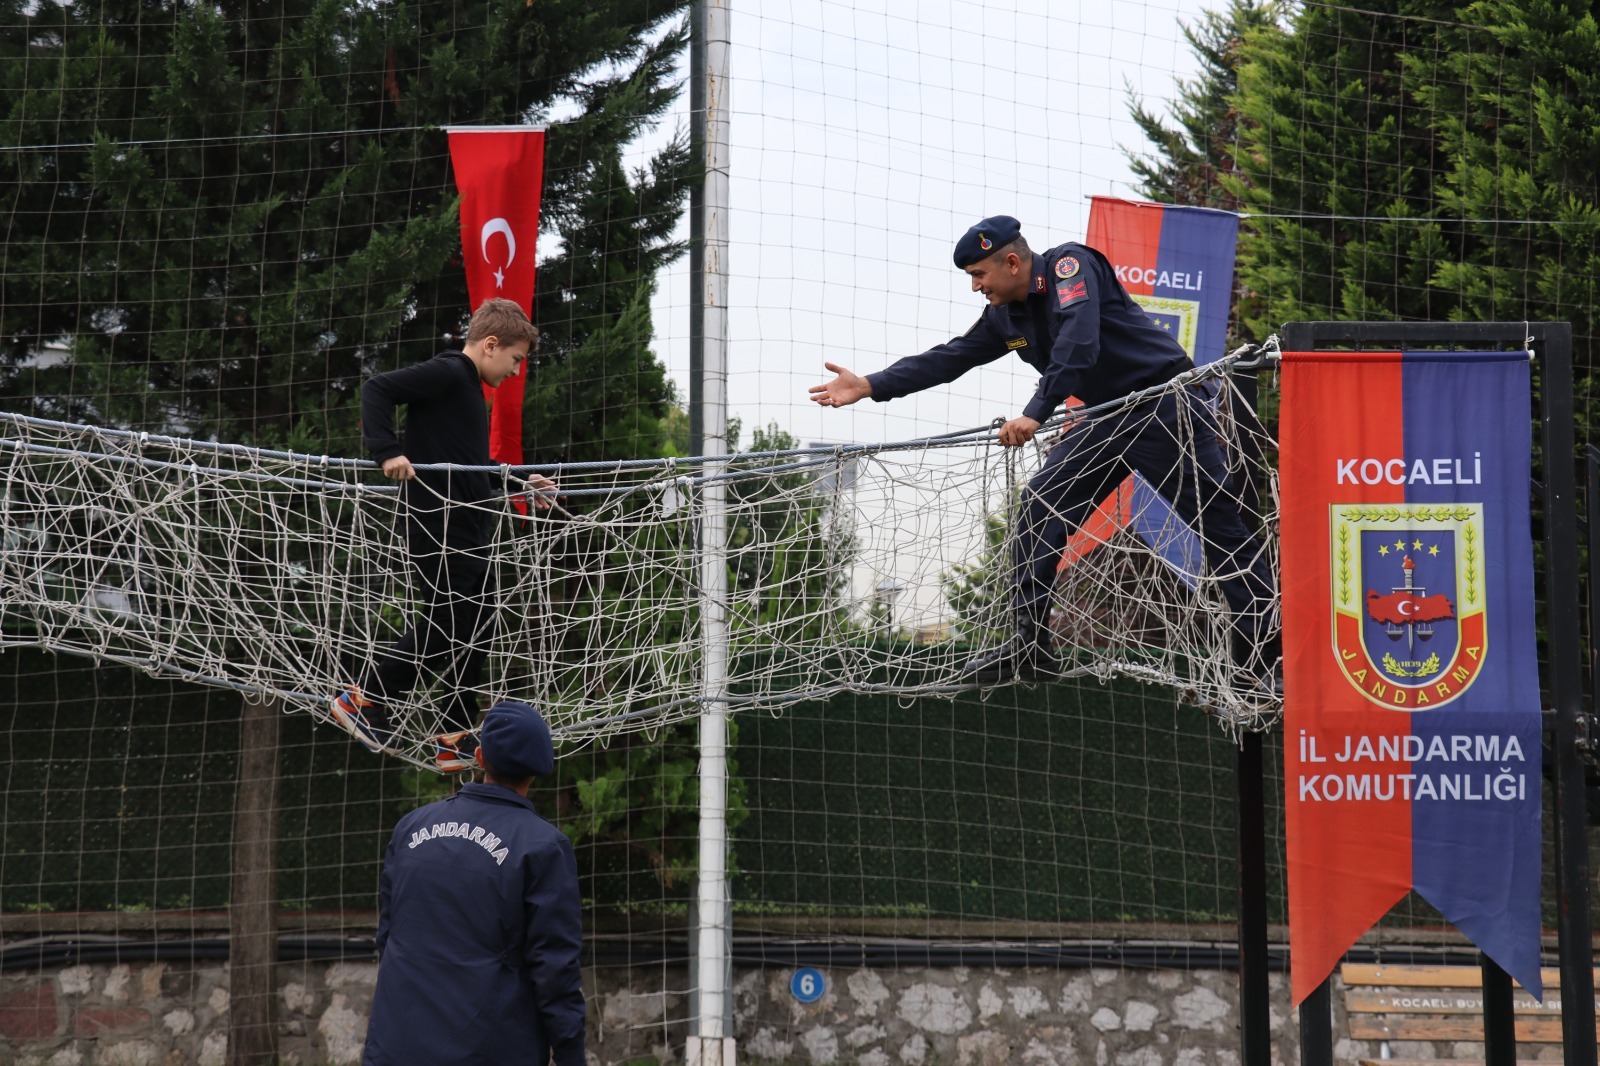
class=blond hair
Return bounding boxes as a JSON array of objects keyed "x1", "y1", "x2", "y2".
[{"x1": 465, "y1": 297, "x2": 539, "y2": 349}]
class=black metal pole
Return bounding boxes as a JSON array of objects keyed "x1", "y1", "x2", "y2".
[
  {"x1": 1538, "y1": 324, "x2": 1597, "y2": 1066},
  {"x1": 1480, "y1": 954, "x2": 1517, "y2": 1065},
  {"x1": 1588, "y1": 443, "x2": 1600, "y2": 724},
  {"x1": 1298, "y1": 978, "x2": 1333, "y2": 1066},
  {"x1": 1236, "y1": 732, "x2": 1272, "y2": 1066}
]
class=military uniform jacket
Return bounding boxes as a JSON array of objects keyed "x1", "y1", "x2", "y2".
[
  {"x1": 865, "y1": 243, "x2": 1190, "y2": 422},
  {"x1": 363, "y1": 782, "x2": 586, "y2": 1066}
]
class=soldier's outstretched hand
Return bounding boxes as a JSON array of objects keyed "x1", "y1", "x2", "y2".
[{"x1": 809, "y1": 362, "x2": 873, "y2": 408}]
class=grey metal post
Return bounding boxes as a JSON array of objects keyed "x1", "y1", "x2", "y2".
[{"x1": 688, "y1": 2, "x2": 734, "y2": 1064}]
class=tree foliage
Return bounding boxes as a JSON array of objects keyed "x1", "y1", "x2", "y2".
[
  {"x1": 727, "y1": 422, "x2": 856, "y2": 650},
  {"x1": 1119, "y1": 0, "x2": 1600, "y2": 432},
  {"x1": 1227, "y1": 2, "x2": 1464, "y2": 339},
  {"x1": 1221, "y1": 0, "x2": 1600, "y2": 387},
  {"x1": 0, "y1": 0, "x2": 715, "y2": 903},
  {"x1": 529, "y1": 420, "x2": 859, "y2": 905},
  {"x1": 940, "y1": 511, "x2": 1009, "y2": 644},
  {"x1": 1421, "y1": 0, "x2": 1600, "y2": 359},
  {"x1": 1124, "y1": 0, "x2": 1283, "y2": 211},
  {"x1": 0, "y1": 0, "x2": 692, "y2": 463}
]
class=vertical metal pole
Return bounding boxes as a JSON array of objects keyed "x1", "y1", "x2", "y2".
[
  {"x1": 1587, "y1": 443, "x2": 1600, "y2": 723},
  {"x1": 690, "y1": 2, "x2": 733, "y2": 1063},
  {"x1": 1538, "y1": 324, "x2": 1596, "y2": 1066},
  {"x1": 1480, "y1": 954, "x2": 1517, "y2": 1066},
  {"x1": 1298, "y1": 979, "x2": 1333, "y2": 1066},
  {"x1": 687, "y1": 0, "x2": 706, "y2": 456},
  {"x1": 1236, "y1": 732, "x2": 1271, "y2": 1066},
  {"x1": 1231, "y1": 354, "x2": 1271, "y2": 1066}
]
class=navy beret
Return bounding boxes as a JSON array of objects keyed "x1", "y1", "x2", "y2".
[
  {"x1": 479, "y1": 699, "x2": 554, "y2": 778},
  {"x1": 953, "y1": 215, "x2": 1022, "y2": 268}
]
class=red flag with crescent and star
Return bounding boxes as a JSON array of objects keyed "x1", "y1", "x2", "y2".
[{"x1": 446, "y1": 126, "x2": 546, "y2": 469}]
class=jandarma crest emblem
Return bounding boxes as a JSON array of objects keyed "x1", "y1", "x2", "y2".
[
  {"x1": 1329, "y1": 503, "x2": 1486, "y2": 710},
  {"x1": 978, "y1": 233, "x2": 993, "y2": 250}
]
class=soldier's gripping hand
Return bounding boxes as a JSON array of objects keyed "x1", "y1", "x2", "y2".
[{"x1": 997, "y1": 416, "x2": 1040, "y2": 447}]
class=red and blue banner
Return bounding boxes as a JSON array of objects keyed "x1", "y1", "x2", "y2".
[
  {"x1": 446, "y1": 126, "x2": 547, "y2": 469},
  {"x1": 1085, "y1": 196, "x2": 1238, "y2": 367},
  {"x1": 1280, "y1": 350, "x2": 1543, "y2": 1005},
  {"x1": 1059, "y1": 198, "x2": 1241, "y2": 580}
]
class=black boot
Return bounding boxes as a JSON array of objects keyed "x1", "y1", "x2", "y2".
[
  {"x1": 1232, "y1": 630, "x2": 1283, "y2": 701},
  {"x1": 960, "y1": 628, "x2": 1060, "y2": 683}
]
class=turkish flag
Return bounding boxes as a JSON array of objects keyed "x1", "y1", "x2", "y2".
[{"x1": 447, "y1": 126, "x2": 546, "y2": 468}]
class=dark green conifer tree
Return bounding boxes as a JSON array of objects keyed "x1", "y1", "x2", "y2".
[
  {"x1": 1124, "y1": 0, "x2": 1282, "y2": 211},
  {"x1": 0, "y1": 0, "x2": 715, "y2": 914},
  {"x1": 1223, "y1": 0, "x2": 1600, "y2": 387},
  {"x1": 0, "y1": 0, "x2": 691, "y2": 464},
  {"x1": 1228, "y1": 2, "x2": 1463, "y2": 338},
  {"x1": 1422, "y1": 0, "x2": 1600, "y2": 375}
]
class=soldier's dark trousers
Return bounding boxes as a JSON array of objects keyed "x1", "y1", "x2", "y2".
[{"x1": 1012, "y1": 388, "x2": 1277, "y2": 658}]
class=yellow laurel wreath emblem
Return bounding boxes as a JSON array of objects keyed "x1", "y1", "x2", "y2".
[{"x1": 1381, "y1": 652, "x2": 1442, "y2": 678}]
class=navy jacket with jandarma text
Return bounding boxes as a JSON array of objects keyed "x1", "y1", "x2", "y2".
[{"x1": 363, "y1": 782, "x2": 585, "y2": 1066}]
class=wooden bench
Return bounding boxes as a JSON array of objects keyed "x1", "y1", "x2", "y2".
[{"x1": 1341, "y1": 962, "x2": 1599, "y2": 1064}]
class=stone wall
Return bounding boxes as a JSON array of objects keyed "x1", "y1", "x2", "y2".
[
  {"x1": 0, "y1": 954, "x2": 1421, "y2": 1065},
  {"x1": 0, "y1": 959, "x2": 378, "y2": 1066},
  {"x1": 705, "y1": 964, "x2": 1301, "y2": 1066}
]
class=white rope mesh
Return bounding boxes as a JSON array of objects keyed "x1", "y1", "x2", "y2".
[{"x1": 0, "y1": 357, "x2": 1281, "y2": 767}]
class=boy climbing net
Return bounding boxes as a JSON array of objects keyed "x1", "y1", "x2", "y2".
[{"x1": 330, "y1": 298, "x2": 555, "y2": 770}]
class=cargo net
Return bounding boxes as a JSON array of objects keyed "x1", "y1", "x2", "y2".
[{"x1": 0, "y1": 357, "x2": 1280, "y2": 766}]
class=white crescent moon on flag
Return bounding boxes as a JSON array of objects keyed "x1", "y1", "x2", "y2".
[
  {"x1": 1398, "y1": 600, "x2": 1417, "y2": 616},
  {"x1": 480, "y1": 218, "x2": 516, "y2": 267}
]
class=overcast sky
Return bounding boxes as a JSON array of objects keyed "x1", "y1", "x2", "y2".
[
  {"x1": 627, "y1": 0, "x2": 1206, "y2": 623},
  {"x1": 640, "y1": 0, "x2": 1204, "y2": 448}
]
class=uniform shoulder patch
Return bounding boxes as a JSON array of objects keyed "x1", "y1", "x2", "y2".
[
  {"x1": 1054, "y1": 255, "x2": 1080, "y2": 280},
  {"x1": 1005, "y1": 336, "x2": 1028, "y2": 350}
]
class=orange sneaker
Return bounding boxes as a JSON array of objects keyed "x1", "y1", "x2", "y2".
[
  {"x1": 329, "y1": 688, "x2": 397, "y2": 754},
  {"x1": 434, "y1": 730, "x2": 478, "y2": 773}
]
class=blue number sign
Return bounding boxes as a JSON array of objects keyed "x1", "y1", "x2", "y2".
[{"x1": 790, "y1": 967, "x2": 825, "y2": 1004}]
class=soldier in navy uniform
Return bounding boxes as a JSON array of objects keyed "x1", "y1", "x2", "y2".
[
  {"x1": 810, "y1": 215, "x2": 1278, "y2": 685},
  {"x1": 362, "y1": 699, "x2": 586, "y2": 1066}
]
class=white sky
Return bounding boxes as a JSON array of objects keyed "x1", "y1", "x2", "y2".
[
  {"x1": 640, "y1": 0, "x2": 1204, "y2": 447},
  {"x1": 627, "y1": 0, "x2": 1206, "y2": 625}
]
